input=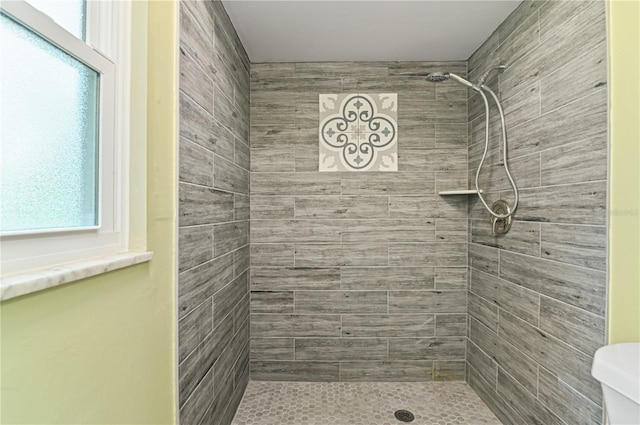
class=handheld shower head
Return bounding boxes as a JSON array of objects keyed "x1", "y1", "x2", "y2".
[
  {"x1": 426, "y1": 72, "x2": 478, "y2": 91},
  {"x1": 426, "y1": 72, "x2": 449, "y2": 83}
]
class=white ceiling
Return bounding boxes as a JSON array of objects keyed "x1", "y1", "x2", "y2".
[{"x1": 221, "y1": 0, "x2": 522, "y2": 63}]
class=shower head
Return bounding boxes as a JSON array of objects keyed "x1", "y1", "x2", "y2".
[
  {"x1": 426, "y1": 71, "x2": 478, "y2": 91},
  {"x1": 426, "y1": 72, "x2": 450, "y2": 83}
]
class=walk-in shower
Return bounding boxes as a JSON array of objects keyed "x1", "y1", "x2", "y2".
[{"x1": 427, "y1": 66, "x2": 519, "y2": 234}]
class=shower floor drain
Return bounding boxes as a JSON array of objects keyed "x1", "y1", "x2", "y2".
[{"x1": 394, "y1": 410, "x2": 415, "y2": 422}]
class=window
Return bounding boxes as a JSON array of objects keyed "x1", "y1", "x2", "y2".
[{"x1": 0, "y1": 0, "x2": 132, "y2": 276}]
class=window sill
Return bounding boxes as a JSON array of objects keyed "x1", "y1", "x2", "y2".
[{"x1": 0, "y1": 251, "x2": 153, "y2": 301}]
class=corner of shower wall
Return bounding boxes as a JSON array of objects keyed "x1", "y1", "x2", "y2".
[
  {"x1": 465, "y1": 1, "x2": 608, "y2": 424},
  {"x1": 177, "y1": 0, "x2": 251, "y2": 424}
]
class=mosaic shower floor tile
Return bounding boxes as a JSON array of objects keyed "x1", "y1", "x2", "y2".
[{"x1": 231, "y1": 381, "x2": 501, "y2": 425}]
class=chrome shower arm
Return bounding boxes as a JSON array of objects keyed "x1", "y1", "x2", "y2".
[{"x1": 476, "y1": 63, "x2": 506, "y2": 87}]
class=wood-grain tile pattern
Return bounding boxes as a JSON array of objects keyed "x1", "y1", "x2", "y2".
[
  {"x1": 466, "y1": 2, "x2": 608, "y2": 423},
  {"x1": 250, "y1": 60, "x2": 468, "y2": 380},
  {"x1": 178, "y1": 1, "x2": 250, "y2": 424}
]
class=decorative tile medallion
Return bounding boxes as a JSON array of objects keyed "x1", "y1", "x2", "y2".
[{"x1": 319, "y1": 93, "x2": 398, "y2": 172}]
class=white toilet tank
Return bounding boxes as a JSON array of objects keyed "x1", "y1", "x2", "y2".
[{"x1": 592, "y1": 343, "x2": 640, "y2": 424}]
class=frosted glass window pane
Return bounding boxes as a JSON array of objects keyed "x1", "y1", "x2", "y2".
[
  {"x1": 25, "y1": 0, "x2": 86, "y2": 40},
  {"x1": 0, "y1": 14, "x2": 99, "y2": 233}
]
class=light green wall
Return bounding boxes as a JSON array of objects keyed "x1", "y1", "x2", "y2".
[
  {"x1": 608, "y1": 0, "x2": 640, "y2": 343},
  {"x1": 0, "y1": 1, "x2": 179, "y2": 423}
]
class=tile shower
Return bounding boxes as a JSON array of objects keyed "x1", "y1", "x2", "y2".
[
  {"x1": 176, "y1": 0, "x2": 609, "y2": 424},
  {"x1": 250, "y1": 60, "x2": 469, "y2": 381}
]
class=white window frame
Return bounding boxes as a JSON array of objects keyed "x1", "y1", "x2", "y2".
[{"x1": 0, "y1": 0, "x2": 133, "y2": 276}]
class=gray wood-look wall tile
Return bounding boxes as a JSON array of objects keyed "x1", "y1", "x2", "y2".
[
  {"x1": 295, "y1": 244, "x2": 388, "y2": 267},
  {"x1": 339, "y1": 361, "x2": 435, "y2": 382},
  {"x1": 468, "y1": 292, "x2": 499, "y2": 333},
  {"x1": 388, "y1": 337, "x2": 466, "y2": 360},
  {"x1": 470, "y1": 269, "x2": 539, "y2": 325},
  {"x1": 434, "y1": 267, "x2": 467, "y2": 290},
  {"x1": 342, "y1": 219, "x2": 435, "y2": 243},
  {"x1": 250, "y1": 338, "x2": 294, "y2": 360},
  {"x1": 469, "y1": 317, "x2": 539, "y2": 395},
  {"x1": 389, "y1": 196, "x2": 438, "y2": 218},
  {"x1": 251, "y1": 291, "x2": 294, "y2": 314},
  {"x1": 501, "y1": 1, "x2": 605, "y2": 100},
  {"x1": 296, "y1": 338, "x2": 388, "y2": 361},
  {"x1": 467, "y1": 362, "x2": 525, "y2": 425},
  {"x1": 471, "y1": 219, "x2": 540, "y2": 256},
  {"x1": 500, "y1": 250, "x2": 606, "y2": 315},
  {"x1": 250, "y1": 146, "x2": 295, "y2": 172},
  {"x1": 213, "y1": 271, "x2": 249, "y2": 326},
  {"x1": 178, "y1": 1, "x2": 250, "y2": 421},
  {"x1": 251, "y1": 63, "x2": 296, "y2": 79},
  {"x1": 468, "y1": 243, "x2": 499, "y2": 275},
  {"x1": 388, "y1": 290, "x2": 466, "y2": 314},
  {"x1": 251, "y1": 267, "x2": 340, "y2": 291},
  {"x1": 235, "y1": 138, "x2": 250, "y2": 169},
  {"x1": 435, "y1": 314, "x2": 467, "y2": 336},
  {"x1": 250, "y1": 196, "x2": 295, "y2": 220},
  {"x1": 214, "y1": 155, "x2": 249, "y2": 194},
  {"x1": 180, "y1": 92, "x2": 214, "y2": 150},
  {"x1": 389, "y1": 243, "x2": 467, "y2": 267},
  {"x1": 295, "y1": 291, "x2": 388, "y2": 314},
  {"x1": 495, "y1": 10, "x2": 540, "y2": 67},
  {"x1": 515, "y1": 181, "x2": 607, "y2": 225},
  {"x1": 179, "y1": 4, "x2": 215, "y2": 76},
  {"x1": 250, "y1": 244, "x2": 295, "y2": 267},
  {"x1": 466, "y1": 340, "x2": 497, "y2": 389},
  {"x1": 473, "y1": 153, "x2": 541, "y2": 192},
  {"x1": 179, "y1": 225, "x2": 214, "y2": 273},
  {"x1": 250, "y1": 361, "x2": 340, "y2": 381},
  {"x1": 341, "y1": 267, "x2": 434, "y2": 290},
  {"x1": 538, "y1": 0, "x2": 604, "y2": 43},
  {"x1": 213, "y1": 221, "x2": 248, "y2": 257},
  {"x1": 296, "y1": 62, "x2": 389, "y2": 78},
  {"x1": 341, "y1": 173, "x2": 436, "y2": 195},
  {"x1": 179, "y1": 300, "x2": 213, "y2": 362},
  {"x1": 538, "y1": 367, "x2": 603, "y2": 425},
  {"x1": 509, "y1": 87, "x2": 607, "y2": 160},
  {"x1": 541, "y1": 137, "x2": 607, "y2": 186},
  {"x1": 466, "y1": 5, "x2": 608, "y2": 420},
  {"x1": 540, "y1": 224, "x2": 606, "y2": 271},
  {"x1": 233, "y1": 293, "x2": 250, "y2": 331},
  {"x1": 179, "y1": 367, "x2": 214, "y2": 425},
  {"x1": 295, "y1": 197, "x2": 389, "y2": 219},
  {"x1": 266, "y1": 267, "x2": 344, "y2": 292},
  {"x1": 498, "y1": 310, "x2": 601, "y2": 405},
  {"x1": 234, "y1": 194, "x2": 249, "y2": 221},
  {"x1": 178, "y1": 253, "x2": 234, "y2": 319},
  {"x1": 251, "y1": 314, "x2": 341, "y2": 338},
  {"x1": 179, "y1": 47, "x2": 214, "y2": 115},
  {"x1": 497, "y1": 369, "x2": 564, "y2": 425},
  {"x1": 342, "y1": 314, "x2": 435, "y2": 338},
  {"x1": 179, "y1": 347, "x2": 203, "y2": 407},
  {"x1": 233, "y1": 245, "x2": 250, "y2": 277},
  {"x1": 199, "y1": 370, "x2": 233, "y2": 425},
  {"x1": 539, "y1": 296, "x2": 605, "y2": 356},
  {"x1": 251, "y1": 172, "x2": 341, "y2": 195},
  {"x1": 179, "y1": 183, "x2": 234, "y2": 226},
  {"x1": 497, "y1": 0, "x2": 542, "y2": 43},
  {"x1": 389, "y1": 61, "x2": 466, "y2": 77},
  {"x1": 541, "y1": 43, "x2": 607, "y2": 114},
  {"x1": 213, "y1": 322, "x2": 248, "y2": 385},
  {"x1": 201, "y1": 313, "x2": 234, "y2": 374},
  {"x1": 433, "y1": 361, "x2": 466, "y2": 381}
]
